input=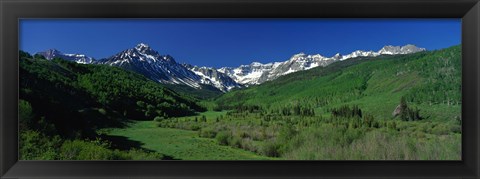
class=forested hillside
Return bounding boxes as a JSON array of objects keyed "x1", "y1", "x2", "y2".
[
  {"x1": 19, "y1": 51, "x2": 205, "y2": 160},
  {"x1": 156, "y1": 45, "x2": 461, "y2": 160},
  {"x1": 216, "y1": 45, "x2": 461, "y2": 121}
]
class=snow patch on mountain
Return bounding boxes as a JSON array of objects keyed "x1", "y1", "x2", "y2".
[{"x1": 183, "y1": 64, "x2": 243, "y2": 92}]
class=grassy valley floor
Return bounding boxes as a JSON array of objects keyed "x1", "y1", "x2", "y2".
[{"x1": 99, "y1": 120, "x2": 272, "y2": 160}]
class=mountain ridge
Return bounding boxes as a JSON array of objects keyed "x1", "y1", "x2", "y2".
[
  {"x1": 35, "y1": 43, "x2": 425, "y2": 92},
  {"x1": 218, "y1": 44, "x2": 425, "y2": 85}
]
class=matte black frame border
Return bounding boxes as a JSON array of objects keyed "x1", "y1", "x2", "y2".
[{"x1": 1, "y1": 0, "x2": 479, "y2": 178}]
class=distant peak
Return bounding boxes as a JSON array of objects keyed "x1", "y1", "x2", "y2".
[
  {"x1": 132, "y1": 43, "x2": 162, "y2": 57},
  {"x1": 332, "y1": 53, "x2": 342, "y2": 59},
  {"x1": 291, "y1": 52, "x2": 307, "y2": 59},
  {"x1": 250, "y1": 62, "x2": 263, "y2": 66},
  {"x1": 35, "y1": 49, "x2": 63, "y2": 60},
  {"x1": 402, "y1": 44, "x2": 426, "y2": 50},
  {"x1": 134, "y1": 43, "x2": 152, "y2": 52},
  {"x1": 136, "y1": 43, "x2": 150, "y2": 48},
  {"x1": 402, "y1": 44, "x2": 417, "y2": 47},
  {"x1": 45, "y1": 49, "x2": 62, "y2": 53},
  {"x1": 311, "y1": 54, "x2": 325, "y2": 58},
  {"x1": 377, "y1": 44, "x2": 425, "y2": 55},
  {"x1": 380, "y1": 44, "x2": 421, "y2": 49}
]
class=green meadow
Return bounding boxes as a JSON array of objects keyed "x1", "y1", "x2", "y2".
[{"x1": 99, "y1": 120, "x2": 270, "y2": 160}]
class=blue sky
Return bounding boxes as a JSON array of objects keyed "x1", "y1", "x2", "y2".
[{"x1": 20, "y1": 19, "x2": 461, "y2": 68}]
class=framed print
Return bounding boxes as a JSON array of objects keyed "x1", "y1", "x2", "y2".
[{"x1": 1, "y1": 0, "x2": 480, "y2": 178}]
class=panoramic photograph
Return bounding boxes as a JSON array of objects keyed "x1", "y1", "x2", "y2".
[{"x1": 19, "y1": 19, "x2": 461, "y2": 160}]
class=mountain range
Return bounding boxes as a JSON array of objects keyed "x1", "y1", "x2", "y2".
[
  {"x1": 35, "y1": 44, "x2": 425, "y2": 92},
  {"x1": 218, "y1": 44, "x2": 425, "y2": 85}
]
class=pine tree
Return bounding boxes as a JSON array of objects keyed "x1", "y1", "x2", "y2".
[{"x1": 399, "y1": 97, "x2": 409, "y2": 121}]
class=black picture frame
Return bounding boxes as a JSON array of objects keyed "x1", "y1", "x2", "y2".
[{"x1": 1, "y1": 0, "x2": 479, "y2": 178}]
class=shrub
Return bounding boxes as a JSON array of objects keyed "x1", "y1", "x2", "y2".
[
  {"x1": 238, "y1": 131, "x2": 251, "y2": 139},
  {"x1": 228, "y1": 136, "x2": 242, "y2": 148},
  {"x1": 19, "y1": 130, "x2": 62, "y2": 160},
  {"x1": 198, "y1": 128, "x2": 217, "y2": 138},
  {"x1": 387, "y1": 121, "x2": 397, "y2": 131},
  {"x1": 19, "y1": 100, "x2": 34, "y2": 130},
  {"x1": 450, "y1": 125, "x2": 461, "y2": 134},
  {"x1": 431, "y1": 124, "x2": 451, "y2": 135},
  {"x1": 239, "y1": 138, "x2": 258, "y2": 152},
  {"x1": 154, "y1": 116, "x2": 165, "y2": 122},
  {"x1": 261, "y1": 141, "x2": 281, "y2": 157},
  {"x1": 190, "y1": 124, "x2": 201, "y2": 131},
  {"x1": 59, "y1": 139, "x2": 114, "y2": 160},
  {"x1": 216, "y1": 132, "x2": 230, "y2": 145}
]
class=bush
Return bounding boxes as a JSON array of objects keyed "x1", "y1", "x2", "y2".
[
  {"x1": 450, "y1": 125, "x2": 461, "y2": 134},
  {"x1": 238, "y1": 131, "x2": 250, "y2": 139},
  {"x1": 278, "y1": 125, "x2": 296, "y2": 141},
  {"x1": 59, "y1": 139, "x2": 114, "y2": 160},
  {"x1": 431, "y1": 124, "x2": 451, "y2": 135},
  {"x1": 190, "y1": 124, "x2": 201, "y2": 131},
  {"x1": 228, "y1": 136, "x2": 242, "y2": 148},
  {"x1": 154, "y1": 116, "x2": 165, "y2": 122},
  {"x1": 239, "y1": 138, "x2": 258, "y2": 152},
  {"x1": 20, "y1": 130, "x2": 167, "y2": 160},
  {"x1": 198, "y1": 128, "x2": 217, "y2": 138},
  {"x1": 261, "y1": 141, "x2": 281, "y2": 157},
  {"x1": 216, "y1": 132, "x2": 230, "y2": 145},
  {"x1": 19, "y1": 100, "x2": 34, "y2": 130},
  {"x1": 19, "y1": 130, "x2": 62, "y2": 160}
]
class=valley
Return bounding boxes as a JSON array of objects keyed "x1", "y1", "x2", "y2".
[{"x1": 18, "y1": 44, "x2": 461, "y2": 160}]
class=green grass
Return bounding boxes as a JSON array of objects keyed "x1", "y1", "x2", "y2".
[{"x1": 100, "y1": 120, "x2": 271, "y2": 160}]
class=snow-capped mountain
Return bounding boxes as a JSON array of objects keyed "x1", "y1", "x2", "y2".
[
  {"x1": 219, "y1": 44, "x2": 425, "y2": 85},
  {"x1": 96, "y1": 43, "x2": 240, "y2": 91},
  {"x1": 36, "y1": 49, "x2": 95, "y2": 64},
  {"x1": 97, "y1": 43, "x2": 203, "y2": 89},
  {"x1": 182, "y1": 64, "x2": 243, "y2": 92},
  {"x1": 35, "y1": 44, "x2": 425, "y2": 92}
]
